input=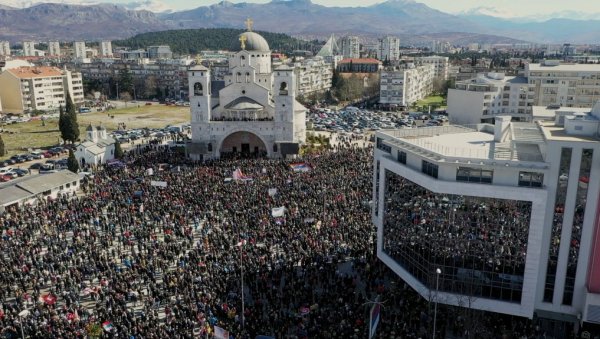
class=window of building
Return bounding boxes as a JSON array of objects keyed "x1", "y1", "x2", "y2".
[
  {"x1": 422, "y1": 160, "x2": 438, "y2": 178},
  {"x1": 456, "y1": 167, "x2": 493, "y2": 184},
  {"x1": 376, "y1": 138, "x2": 391, "y2": 153},
  {"x1": 518, "y1": 172, "x2": 544, "y2": 187},
  {"x1": 397, "y1": 151, "x2": 406, "y2": 164}
]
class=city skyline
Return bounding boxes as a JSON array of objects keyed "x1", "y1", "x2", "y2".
[{"x1": 1, "y1": 0, "x2": 599, "y2": 18}]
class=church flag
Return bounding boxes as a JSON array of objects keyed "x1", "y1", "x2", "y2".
[{"x1": 290, "y1": 162, "x2": 312, "y2": 173}]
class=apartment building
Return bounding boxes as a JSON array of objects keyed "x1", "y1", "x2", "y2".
[
  {"x1": 48, "y1": 41, "x2": 61, "y2": 57},
  {"x1": 377, "y1": 36, "x2": 400, "y2": 62},
  {"x1": 527, "y1": 60, "x2": 600, "y2": 108},
  {"x1": 379, "y1": 64, "x2": 434, "y2": 107},
  {"x1": 74, "y1": 41, "x2": 86, "y2": 59},
  {"x1": 340, "y1": 36, "x2": 360, "y2": 59},
  {"x1": 448, "y1": 72, "x2": 535, "y2": 125},
  {"x1": 0, "y1": 66, "x2": 84, "y2": 114},
  {"x1": 373, "y1": 106, "x2": 600, "y2": 332},
  {"x1": 293, "y1": 56, "x2": 333, "y2": 97},
  {"x1": 147, "y1": 46, "x2": 173, "y2": 60},
  {"x1": 78, "y1": 59, "x2": 190, "y2": 99},
  {"x1": 0, "y1": 41, "x2": 10, "y2": 56},
  {"x1": 415, "y1": 55, "x2": 449, "y2": 80},
  {"x1": 22, "y1": 41, "x2": 36, "y2": 57},
  {"x1": 100, "y1": 41, "x2": 113, "y2": 57}
]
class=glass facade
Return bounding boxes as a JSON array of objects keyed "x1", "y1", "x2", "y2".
[
  {"x1": 422, "y1": 160, "x2": 439, "y2": 178},
  {"x1": 518, "y1": 172, "x2": 544, "y2": 188},
  {"x1": 374, "y1": 160, "x2": 380, "y2": 217},
  {"x1": 563, "y1": 149, "x2": 594, "y2": 305},
  {"x1": 543, "y1": 148, "x2": 572, "y2": 303},
  {"x1": 382, "y1": 170, "x2": 532, "y2": 303},
  {"x1": 456, "y1": 167, "x2": 493, "y2": 184}
]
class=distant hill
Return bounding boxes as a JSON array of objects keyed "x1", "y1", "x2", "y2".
[
  {"x1": 0, "y1": 3, "x2": 168, "y2": 41},
  {"x1": 1, "y1": 0, "x2": 600, "y2": 44},
  {"x1": 113, "y1": 28, "x2": 318, "y2": 54}
]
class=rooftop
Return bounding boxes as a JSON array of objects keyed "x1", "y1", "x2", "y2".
[
  {"x1": 380, "y1": 123, "x2": 546, "y2": 164},
  {"x1": 7, "y1": 66, "x2": 63, "y2": 79},
  {"x1": 528, "y1": 62, "x2": 600, "y2": 72},
  {"x1": 339, "y1": 58, "x2": 381, "y2": 65}
]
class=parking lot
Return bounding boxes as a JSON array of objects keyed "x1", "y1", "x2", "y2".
[{"x1": 308, "y1": 106, "x2": 448, "y2": 134}]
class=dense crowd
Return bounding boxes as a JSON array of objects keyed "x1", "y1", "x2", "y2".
[
  {"x1": 0, "y1": 139, "x2": 574, "y2": 338},
  {"x1": 382, "y1": 171, "x2": 532, "y2": 302}
]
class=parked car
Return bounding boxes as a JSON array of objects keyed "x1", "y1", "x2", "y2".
[
  {"x1": 14, "y1": 168, "x2": 28, "y2": 177},
  {"x1": 29, "y1": 163, "x2": 42, "y2": 170}
]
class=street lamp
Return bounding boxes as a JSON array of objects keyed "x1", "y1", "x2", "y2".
[
  {"x1": 18, "y1": 309, "x2": 30, "y2": 339},
  {"x1": 433, "y1": 268, "x2": 441, "y2": 339}
]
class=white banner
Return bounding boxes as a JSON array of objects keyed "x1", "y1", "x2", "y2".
[
  {"x1": 150, "y1": 181, "x2": 167, "y2": 187},
  {"x1": 268, "y1": 188, "x2": 278, "y2": 197},
  {"x1": 146, "y1": 168, "x2": 154, "y2": 176},
  {"x1": 271, "y1": 207, "x2": 286, "y2": 218}
]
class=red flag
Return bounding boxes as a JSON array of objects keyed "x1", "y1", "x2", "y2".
[{"x1": 40, "y1": 293, "x2": 57, "y2": 305}]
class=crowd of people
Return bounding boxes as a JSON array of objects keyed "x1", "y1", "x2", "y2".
[
  {"x1": 0, "y1": 136, "x2": 573, "y2": 338},
  {"x1": 382, "y1": 172, "x2": 532, "y2": 302}
]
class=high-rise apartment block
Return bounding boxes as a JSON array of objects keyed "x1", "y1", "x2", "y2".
[
  {"x1": 340, "y1": 36, "x2": 360, "y2": 59},
  {"x1": 48, "y1": 41, "x2": 61, "y2": 56},
  {"x1": 0, "y1": 66, "x2": 84, "y2": 113},
  {"x1": 415, "y1": 56, "x2": 449, "y2": 80},
  {"x1": 74, "y1": 41, "x2": 86, "y2": 59},
  {"x1": 377, "y1": 36, "x2": 400, "y2": 62},
  {"x1": 100, "y1": 40, "x2": 113, "y2": 57},
  {"x1": 22, "y1": 41, "x2": 36, "y2": 57},
  {"x1": 0, "y1": 41, "x2": 10, "y2": 56},
  {"x1": 379, "y1": 64, "x2": 434, "y2": 107},
  {"x1": 526, "y1": 60, "x2": 600, "y2": 108}
]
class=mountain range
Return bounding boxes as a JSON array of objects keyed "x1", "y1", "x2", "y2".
[{"x1": 0, "y1": 0, "x2": 599, "y2": 44}]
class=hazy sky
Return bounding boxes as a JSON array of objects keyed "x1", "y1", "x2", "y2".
[{"x1": 1, "y1": 0, "x2": 599, "y2": 16}]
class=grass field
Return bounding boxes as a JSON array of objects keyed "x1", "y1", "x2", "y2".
[
  {"x1": 416, "y1": 95, "x2": 446, "y2": 108},
  {"x1": 0, "y1": 105, "x2": 189, "y2": 159}
]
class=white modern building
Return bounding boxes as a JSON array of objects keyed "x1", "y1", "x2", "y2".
[
  {"x1": 373, "y1": 105, "x2": 600, "y2": 331},
  {"x1": 187, "y1": 25, "x2": 306, "y2": 160},
  {"x1": 340, "y1": 36, "x2": 360, "y2": 59},
  {"x1": 447, "y1": 72, "x2": 535, "y2": 125},
  {"x1": 0, "y1": 41, "x2": 10, "y2": 56},
  {"x1": 48, "y1": 41, "x2": 61, "y2": 56},
  {"x1": 74, "y1": 41, "x2": 86, "y2": 59},
  {"x1": 293, "y1": 56, "x2": 333, "y2": 97},
  {"x1": 379, "y1": 64, "x2": 434, "y2": 107},
  {"x1": 75, "y1": 125, "x2": 116, "y2": 167},
  {"x1": 415, "y1": 55, "x2": 449, "y2": 80},
  {"x1": 100, "y1": 40, "x2": 113, "y2": 57},
  {"x1": 377, "y1": 36, "x2": 400, "y2": 62},
  {"x1": 0, "y1": 66, "x2": 84, "y2": 114},
  {"x1": 527, "y1": 60, "x2": 600, "y2": 108},
  {"x1": 22, "y1": 41, "x2": 36, "y2": 57}
]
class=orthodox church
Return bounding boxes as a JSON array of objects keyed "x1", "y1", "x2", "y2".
[
  {"x1": 75, "y1": 124, "x2": 115, "y2": 166},
  {"x1": 187, "y1": 19, "x2": 306, "y2": 160}
]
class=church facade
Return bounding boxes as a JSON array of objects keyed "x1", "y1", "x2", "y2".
[{"x1": 187, "y1": 21, "x2": 306, "y2": 160}]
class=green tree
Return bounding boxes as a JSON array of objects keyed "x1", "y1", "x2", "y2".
[
  {"x1": 67, "y1": 149, "x2": 79, "y2": 173},
  {"x1": 114, "y1": 141, "x2": 124, "y2": 159},
  {"x1": 119, "y1": 68, "x2": 133, "y2": 95},
  {"x1": 65, "y1": 92, "x2": 80, "y2": 143},
  {"x1": 58, "y1": 105, "x2": 69, "y2": 144},
  {"x1": 0, "y1": 135, "x2": 5, "y2": 157}
]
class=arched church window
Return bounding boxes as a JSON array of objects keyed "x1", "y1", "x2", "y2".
[
  {"x1": 194, "y1": 82, "x2": 203, "y2": 96},
  {"x1": 246, "y1": 72, "x2": 250, "y2": 83},
  {"x1": 279, "y1": 82, "x2": 288, "y2": 95},
  {"x1": 237, "y1": 72, "x2": 242, "y2": 82},
  {"x1": 241, "y1": 55, "x2": 245, "y2": 60}
]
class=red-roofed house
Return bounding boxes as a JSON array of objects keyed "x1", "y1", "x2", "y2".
[{"x1": 337, "y1": 58, "x2": 382, "y2": 73}]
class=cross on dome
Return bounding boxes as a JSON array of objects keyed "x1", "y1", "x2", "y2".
[
  {"x1": 239, "y1": 34, "x2": 247, "y2": 50},
  {"x1": 245, "y1": 17, "x2": 254, "y2": 32}
]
